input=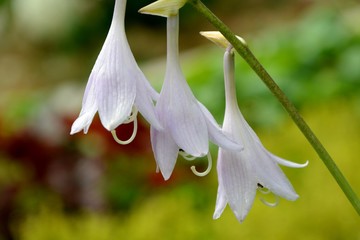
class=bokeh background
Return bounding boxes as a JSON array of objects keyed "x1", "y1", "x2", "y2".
[{"x1": 0, "y1": 0, "x2": 359, "y2": 239}]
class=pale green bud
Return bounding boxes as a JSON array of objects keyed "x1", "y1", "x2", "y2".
[
  {"x1": 200, "y1": 31, "x2": 247, "y2": 48},
  {"x1": 139, "y1": 0, "x2": 187, "y2": 17}
]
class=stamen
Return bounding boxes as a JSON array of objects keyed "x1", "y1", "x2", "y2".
[
  {"x1": 259, "y1": 188, "x2": 271, "y2": 194},
  {"x1": 260, "y1": 195, "x2": 279, "y2": 207},
  {"x1": 111, "y1": 117, "x2": 138, "y2": 145},
  {"x1": 179, "y1": 151, "x2": 196, "y2": 161},
  {"x1": 258, "y1": 185, "x2": 279, "y2": 207},
  {"x1": 190, "y1": 152, "x2": 212, "y2": 177},
  {"x1": 257, "y1": 183, "x2": 271, "y2": 194},
  {"x1": 123, "y1": 107, "x2": 138, "y2": 124}
]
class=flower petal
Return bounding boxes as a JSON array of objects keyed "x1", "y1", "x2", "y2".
[
  {"x1": 198, "y1": 102, "x2": 243, "y2": 151},
  {"x1": 168, "y1": 90, "x2": 209, "y2": 156},
  {"x1": 70, "y1": 73, "x2": 97, "y2": 134},
  {"x1": 236, "y1": 118, "x2": 300, "y2": 200},
  {"x1": 217, "y1": 149, "x2": 257, "y2": 222},
  {"x1": 150, "y1": 126, "x2": 179, "y2": 180},
  {"x1": 156, "y1": 65, "x2": 208, "y2": 156},
  {"x1": 134, "y1": 71, "x2": 162, "y2": 130},
  {"x1": 250, "y1": 143, "x2": 299, "y2": 201},
  {"x1": 269, "y1": 152, "x2": 309, "y2": 168},
  {"x1": 70, "y1": 111, "x2": 96, "y2": 134},
  {"x1": 94, "y1": 26, "x2": 137, "y2": 131},
  {"x1": 213, "y1": 182, "x2": 227, "y2": 220},
  {"x1": 95, "y1": 62, "x2": 136, "y2": 131},
  {"x1": 157, "y1": 14, "x2": 209, "y2": 157}
]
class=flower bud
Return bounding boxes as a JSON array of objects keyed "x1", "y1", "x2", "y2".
[
  {"x1": 139, "y1": 0, "x2": 187, "y2": 17},
  {"x1": 200, "y1": 31, "x2": 246, "y2": 48}
]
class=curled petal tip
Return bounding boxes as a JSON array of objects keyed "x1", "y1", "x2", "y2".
[
  {"x1": 302, "y1": 160, "x2": 310, "y2": 167},
  {"x1": 274, "y1": 156, "x2": 310, "y2": 168},
  {"x1": 139, "y1": 0, "x2": 187, "y2": 17},
  {"x1": 200, "y1": 31, "x2": 247, "y2": 48}
]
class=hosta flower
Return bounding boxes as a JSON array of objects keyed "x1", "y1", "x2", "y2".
[
  {"x1": 201, "y1": 32, "x2": 308, "y2": 222},
  {"x1": 71, "y1": 0, "x2": 161, "y2": 143},
  {"x1": 140, "y1": 4, "x2": 242, "y2": 180}
]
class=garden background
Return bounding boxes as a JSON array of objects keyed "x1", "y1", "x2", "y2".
[{"x1": 0, "y1": 0, "x2": 359, "y2": 239}]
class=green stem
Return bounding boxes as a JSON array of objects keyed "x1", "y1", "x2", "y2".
[{"x1": 188, "y1": 0, "x2": 360, "y2": 215}]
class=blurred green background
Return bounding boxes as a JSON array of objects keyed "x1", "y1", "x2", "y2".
[{"x1": 0, "y1": 0, "x2": 359, "y2": 239}]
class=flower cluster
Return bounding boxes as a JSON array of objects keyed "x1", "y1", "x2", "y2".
[{"x1": 71, "y1": 0, "x2": 307, "y2": 222}]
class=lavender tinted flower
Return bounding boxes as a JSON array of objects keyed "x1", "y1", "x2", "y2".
[
  {"x1": 210, "y1": 41, "x2": 308, "y2": 222},
  {"x1": 71, "y1": 0, "x2": 161, "y2": 143},
  {"x1": 140, "y1": 4, "x2": 242, "y2": 180}
]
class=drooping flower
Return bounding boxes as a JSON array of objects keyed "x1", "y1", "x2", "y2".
[
  {"x1": 201, "y1": 32, "x2": 308, "y2": 222},
  {"x1": 140, "y1": 4, "x2": 243, "y2": 180},
  {"x1": 71, "y1": 0, "x2": 161, "y2": 143}
]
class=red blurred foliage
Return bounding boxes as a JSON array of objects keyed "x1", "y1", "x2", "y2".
[{"x1": 0, "y1": 113, "x2": 198, "y2": 239}]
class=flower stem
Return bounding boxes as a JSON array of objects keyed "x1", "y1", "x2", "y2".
[{"x1": 188, "y1": 0, "x2": 360, "y2": 215}]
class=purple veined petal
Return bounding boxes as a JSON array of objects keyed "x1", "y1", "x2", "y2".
[
  {"x1": 70, "y1": 110, "x2": 96, "y2": 134},
  {"x1": 168, "y1": 102, "x2": 208, "y2": 157},
  {"x1": 70, "y1": 72, "x2": 98, "y2": 135},
  {"x1": 93, "y1": 0, "x2": 137, "y2": 131},
  {"x1": 217, "y1": 149, "x2": 257, "y2": 222},
  {"x1": 158, "y1": 65, "x2": 209, "y2": 157},
  {"x1": 224, "y1": 103, "x2": 298, "y2": 200},
  {"x1": 213, "y1": 182, "x2": 227, "y2": 219},
  {"x1": 94, "y1": 24, "x2": 138, "y2": 130},
  {"x1": 150, "y1": 126, "x2": 179, "y2": 180},
  {"x1": 167, "y1": 89, "x2": 209, "y2": 157},
  {"x1": 134, "y1": 71, "x2": 162, "y2": 130},
  {"x1": 95, "y1": 61, "x2": 136, "y2": 131},
  {"x1": 250, "y1": 144, "x2": 299, "y2": 201},
  {"x1": 141, "y1": 72, "x2": 160, "y2": 101},
  {"x1": 228, "y1": 106, "x2": 300, "y2": 201},
  {"x1": 230, "y1": 104, "x2": 302, "y2": 200},
  {"x1": 197, "y1": 102, "x2": 243, "y2": 151},
  {"x1": 160, "y1": 13, "x2": 208, "y2": 157}
]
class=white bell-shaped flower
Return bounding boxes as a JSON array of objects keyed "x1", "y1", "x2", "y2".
[
  {"x1": 212, "y1": 43, "x2": 308, "y2": 222},
  {"x1": 143, "y1": 12, "x2": 242, "y2": 180},
  {"x1": 71, "y1": 0, "x2": 161, "y2": 143}
]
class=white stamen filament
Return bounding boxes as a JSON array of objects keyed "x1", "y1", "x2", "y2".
[
  {"x1": 258, "y1": 187, "x2": 271, "y2": 195},
  {"x1": 258, "y1": 185, "x2": 279, "y2": 207},
  {"x1": 179, "y1": 151, "x2": 196, "y2": 161},
  {"x1": 260, "y1": 195, "x2": 280, "y2": 207},
  {"x1": 190, "y1": 152, "x2": 212, "y2": 177},
  {"x1": 123, "y1": 107, "x2": 139, "y2": 124},
  {"x1": 111, "y1": 114, "x2": 138, "y2": 145}
]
